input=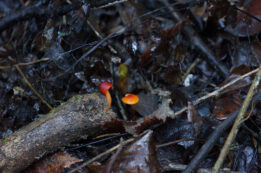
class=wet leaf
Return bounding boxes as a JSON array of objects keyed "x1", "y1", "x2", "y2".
[
  {"x1": 220, "y1": 65, "x2": 252, "y2": 93},
  {"x1": 97, "y1": 130, "x2": 160, "y2": 173},
  {"x1": 212, "y1": 94, "x2": 241, "y2": 120},
  {"x1": 118, "y1": 64, "x2": 128, "y2": 77},
  {"x1": 155, "y1": 118, "x2": 199, "y2": 149},
  {"x1": 24, "y1": 152, "x2": 82, "y2": 173},
  {"x1": 133, "y1": 92, "x2": 159, "y2": 117},
  {"x1": 230, "y1": 41, "x2": 261, "y2": 68},
  {"x1": 212, "y1": 65, "x2": 251, "y2": 120},
  {"x1": 225, "y1": 0, "x2": 261, "y2": 37}
]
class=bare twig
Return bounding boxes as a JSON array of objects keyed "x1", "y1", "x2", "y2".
[
  {"x1": 162, "y1": 162, "x2": 244, "y2": 173},
  {"x1": 182, "y1": 58, "x2": 201, "y2": 83},
  {"x1": 68, "y1": 138, "x2": 134, "y2": 173},
  {"x1": 0, "y1": 57, "x2": 49, "y2": 69},
  {"x1": 87, "y1": 20, "x2": 118, "y2": 54},
  {"x1": 47, "y1": 29, "x2": 125, "y2": 81},
  {"x1": 15, "y1": 65, "x2": 53, "y2": 110},
  {"x1": 94, "y1": 0, "x2": 128, "y2": 9},
  {"x1": 161, "y1": 0, "x2": 229, "y2": 78},
  {"x1": 212, "y1": 66, "x2": 261, "y2": 173},
  {"x1": 87, "y1": 19, "x2": 130, "y2": 120},
  {"x1": 174, "y1": 67, "x2": 259, "y2": 118},
  {"x1": 105, "y1": 144, "x2": 123, "y2": 173},
  {"x1": 156, "y1": 138, "x2": 197, "y2": 148},
  {"x1": 182, "y1": 109, "x2": 240, "y2": 173}
]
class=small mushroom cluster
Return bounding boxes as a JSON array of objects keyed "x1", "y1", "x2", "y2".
[{"x1": 98, "y1": 81, "x2": 139, "y2": 115}]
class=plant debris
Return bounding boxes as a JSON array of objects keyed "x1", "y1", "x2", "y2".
[{"x1": 0, "y1": 0, "x2": 261, "y2": 172}]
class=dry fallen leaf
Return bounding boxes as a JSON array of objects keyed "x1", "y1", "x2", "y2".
[
  {"x1": 96, "y1": 130, "x2": 161, "y2": 173},
  {"x1": 24, "y1": 151, "x2": 82, "y2": 173}
]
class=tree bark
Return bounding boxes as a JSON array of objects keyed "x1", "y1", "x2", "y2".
[{"x1": 0, "y1": 93, "x2": 117, "y2": 173}]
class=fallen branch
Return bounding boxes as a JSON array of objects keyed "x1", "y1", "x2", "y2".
[
  {"x1": 0, "y1": 67, "x2": 257, "y2": 172},
  {"x1": 0, "y1": 95, "x2": 175, "y2": 172},
  {"x1": 212, "y1": 65, "x2": 261, "y2": 173},
  {"x1": 182, "y1": 109, "x2": 240, "y2": 173},
  {"x1": 0, "y1": 93, "x2": 117, "y2": 173}
]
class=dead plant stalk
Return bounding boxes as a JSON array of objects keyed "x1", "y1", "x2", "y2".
[
  {"x1": 174, "y1": 67, "x2": 259, "y2": 118},
  {"x1": 212, "y1": 65, "x2": 261, "y2": 173}
]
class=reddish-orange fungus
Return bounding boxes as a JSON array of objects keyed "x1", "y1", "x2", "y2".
[{"x1": 99, "y1": 81, "x2": 113, "y2": 112}]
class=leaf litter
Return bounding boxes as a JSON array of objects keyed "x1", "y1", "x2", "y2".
[{"x1": 0, "y1": 0, "x2": 261, "y2": 172}]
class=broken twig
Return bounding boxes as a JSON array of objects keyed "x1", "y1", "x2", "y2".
[
  {"x1": 174, "y1": 67, "x2": 259, "y2": 118},
  {"x1": 183, "y1": 109, "x2": 240, "y2": 173},
  {"x1": 212, "y1": 65, "x2": 261, "y2": 173},
  {"x1": 15, "y1": 65, "x2": 53, "y2": 110},
  {"x1": 0, "y1": 93, "x2": 117, "y2": 172},
  {"x1": 68, "y1": 138, "x2": 134, "y2": 173}
]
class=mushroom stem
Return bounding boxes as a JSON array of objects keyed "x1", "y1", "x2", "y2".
[
  {"x1": 131, "y1": 105, "x2": 135, "y2": 120},
  {"x1": 105, "y1": 91, "x2": 112, "y2": 112}
]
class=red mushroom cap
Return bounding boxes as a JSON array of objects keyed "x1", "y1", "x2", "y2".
[
  {"x1": 99, "y1": 81, "x2": 113, "y2": 95},
  {"x1": 122, "y1": 94, "x2": 139, "y2": 105}
]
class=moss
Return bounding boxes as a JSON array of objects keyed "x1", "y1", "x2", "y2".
[
  {"x1": 72, "y1": 94, "x2": 83, "y2": 101},
  {"x1": 49, "y1": 107, "x2": 57, "y2": 117},
  {"x1": 0, "y1": 132, "x2": 19, "y2": 144},
  {"x1": 0, "y1": 136, "x2": 8, "y2": 144}
]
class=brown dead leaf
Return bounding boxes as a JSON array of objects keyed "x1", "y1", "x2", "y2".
[
  {"x1": 97, "y1": 130, "x2": 160, "y2": 173},
  {"x1": 24, "y1": 152, "x2": 82, "y2": 173},
  {"x1": 225, "y1": 0, "x2": 261, "y2": 37},
  {"x1": 212, "y1": 66, "x2": 251, "y2": 120}
]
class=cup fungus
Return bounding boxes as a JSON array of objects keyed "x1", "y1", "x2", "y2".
[
  {"x1": 122, "y1": 93, "x2": 139, "y2": 119},
  {"x1": 99, "y1": 81, "x2": 113, "y2": 112}
]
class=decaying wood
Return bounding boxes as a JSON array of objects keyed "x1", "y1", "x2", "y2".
[
  {"x1": 0, "y1": 92, "x2": 175, "y2": 172},
  {"x1": 0, "y1": 93, "x2": 117, "y2": 173}
]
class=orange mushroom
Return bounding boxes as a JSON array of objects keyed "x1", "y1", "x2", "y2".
[
  {"x1": 99, "y1": 81, "x2": 113, "y2": 112},
  {"x1": 122, "y1": 94, "x2": 139, "y2": 105},
  {"x1": 122, "y1": 94, "x2": 139, "y2": 119}
]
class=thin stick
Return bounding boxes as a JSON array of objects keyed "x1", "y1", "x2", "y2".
[
  {"x1": 163, "y1": 162, "x2": 243, "y2": 173},
  {"x1": 105, "y1": 144, "x2": 123, "y2": 173},
  {"x1": 182, "y1": 58, "x2": 201, "y2": 83},
  {"x1": 0, "y1": 57, "x2": 49, "y2": 69},
  {"x1": 87, "y1": 20, "x2": 118, "y2": 54},
  {"x1": 182, "y1": 109, "x2": 240, "y2": 173},
  {"x1": 156, "y1": 138, "x2": 197, "y2": 148},
  {"x1": 212, "y1": 66, "x2": 261, "y2": 173},
  {"x1": 87, "y1": 20, "x2": 129, "y2": 120},
  {"x1": 94, "y1": 0, "x2": 128, "y2": 9},
  {"x1": 173, "y1": 67, "x2": 259, "y2": 118},
  {"x1": 68, "y1": 138, "x2": 134, "y2": 173},
  {"x1": 15, "y1": 65, "x2": 53, "y2": 110}
]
